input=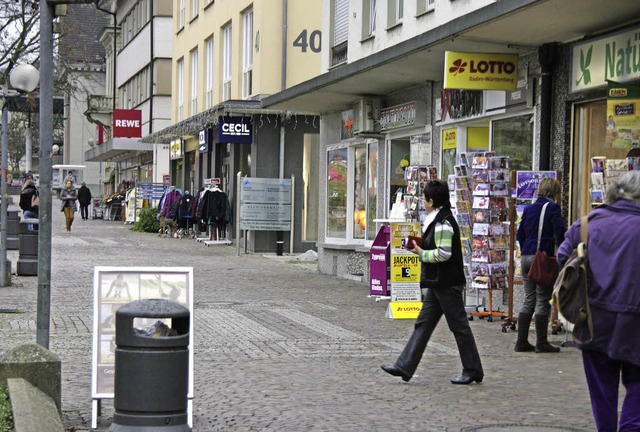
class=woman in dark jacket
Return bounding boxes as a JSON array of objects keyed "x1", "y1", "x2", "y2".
[
  {"x1": 381, "y1": 180, "x2": 484, "y2": 385},
  {"x1": 19, "y1": 179, "x2": 39, "y2": 219},
  {"x1": 515, "y1": 177, "x2": 566, "y2": 353}
]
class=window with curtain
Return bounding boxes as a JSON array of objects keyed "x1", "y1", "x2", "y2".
[
  {"x1": 205, "y1": 36, "x2": 214, "y2": 109},
  {"x1": 242, "y1": 9, "x2": 253, "y2": 99},
  {"x1": 362, "y1": 0, "x2": 376, "y2": 38},
  {"x1": 179, "y1": 0, "x2": 185, "y2": 29},
  {"x1": 192, "y1": 0, "x2": 199, "y2": 19},
  {"x1": 222, "y1": 24, "x2": 232, "y2": 100}
]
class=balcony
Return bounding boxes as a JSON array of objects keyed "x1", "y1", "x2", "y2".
[{"x1": 85, "y1": 95, "x2": 114, "y2": 127}]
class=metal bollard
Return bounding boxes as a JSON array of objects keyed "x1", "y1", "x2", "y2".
[{"x1": 110, "y1": 299, "x2": 190, "y2": 432}]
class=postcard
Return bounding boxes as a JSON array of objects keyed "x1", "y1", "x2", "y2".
[
  {"x1": 591, "y1": 156, "x2": 606, "y2": 173},
  {"x1": 591, "y1": 189, "x2": 604, "y2": 204}
]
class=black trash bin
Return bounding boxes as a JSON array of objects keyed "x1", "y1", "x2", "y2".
[
  {"x1": 17, "y1": 218, "x2": 38, "y2": 276},
  {"x1": 110, "y1": 299, "x2": 191, "y2": 432}
]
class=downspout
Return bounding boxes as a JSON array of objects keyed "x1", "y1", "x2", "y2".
[
  {"x1": 149, "y1": 0, "x2": 156, "y2": 182},
  {"x1": 276, "y1": 0, "x2": 288, "y2": 255},
  {"x1": 538, "y1": 43, "x2": 557, "y2": 171}
]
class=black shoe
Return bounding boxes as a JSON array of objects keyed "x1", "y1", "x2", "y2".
[
  {"x1": 381, "y1": 364, "x2": 411, "y2": 382},
  {"x1": 535, "y1": 342, "x2": 560, "y2": 353},
  {"x1": 451, "y1": 374, "x2": 483, "y2": 385},
  {"x1": 514, "y1": 342, "x2": 536, "y2": 352}
]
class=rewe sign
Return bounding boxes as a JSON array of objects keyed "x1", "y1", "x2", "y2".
[{"x1": 113, "y1": 109, "x2": 142, "y2": 138}]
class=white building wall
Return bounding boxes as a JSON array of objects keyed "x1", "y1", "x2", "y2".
[{"x1": 64, "y1": 70, "x2": 105, "y2": 193}]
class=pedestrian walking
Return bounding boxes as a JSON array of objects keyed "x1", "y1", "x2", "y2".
[
  {"x1": 515, "y1": 177, "x2": 566, "y2": 353},
  {"x1": 59, "y1": 179, "x2": 78, "y2": 232},
  {"x1": 381, "y1": 180, "x2": 484, "y2": 384},
  {"x1": 77, "y1": 182, "x2": 92, "y2": 220},
  {"x1": 19, "y1": 179, "x2": 39, "y2": 219},
  {"x1": 557, "y1": 170, "x2": 640, "y2": 432}
]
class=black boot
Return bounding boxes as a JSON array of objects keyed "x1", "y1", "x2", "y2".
[
  {"x1": 535, "y1": 315, "x2": 560, "y2": 353},
  {"x1": 514, "y1": 313, "x2": 535, "y2": 352}
]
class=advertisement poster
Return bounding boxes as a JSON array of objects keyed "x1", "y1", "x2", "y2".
[
  {"x1": 444, "y1": 51, "x2": 518, "y2": 91},
  {"x1": 388, "y1": 222, "x2": 422, "y2": 318},
  {"x1": 515, "y1": 171, "x2": 557, "y2": 199},
  {"x1": 91, "y1": 267, "x2": 194, "y2": 400},
  {"x1": 606, "y1": 81, "x2": 640, "y2": 150}
]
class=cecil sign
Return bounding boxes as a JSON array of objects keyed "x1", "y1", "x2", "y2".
[
  {"x1": 444, "y1": 51, "x2": 518, "y2": 91},
  {"x1": 218, "y1": 116, "x2": 252, "y2": 144},
  {"x1": 113, "y1": 109, "x2": 142, "y2": 138}
]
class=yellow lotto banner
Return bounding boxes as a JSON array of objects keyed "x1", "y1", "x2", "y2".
[
  {"x1": 387, "y1": 301, "x2": 423, "y2": 319},
  {"x1": 444, "y1": 51, "x2": 518, "y2": 91},
  {"x1": 390, "y1": 252, "x2": 421, "y2": 283},
  {"x1": 390, "y1": 222, "x2": 421, "y2": 249},
  {"x1": 442, "y1": 128, "x2": 457, "y2": 150}
]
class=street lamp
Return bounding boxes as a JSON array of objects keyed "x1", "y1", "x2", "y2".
[{"x1": 1, "y1": 64, "x2": 40, "y2": 287}]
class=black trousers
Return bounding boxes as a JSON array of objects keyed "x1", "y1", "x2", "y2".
[
  {"x1": 395, "y1": 285, "x2": 484, "y2": 378},
  {"x1": 80, "y1": 205, "x2": 89, "y2": 220}
]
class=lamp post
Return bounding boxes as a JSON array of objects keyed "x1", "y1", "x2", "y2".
[{"x1": 0, "y1": 64, "x2": 40, "y2": 287}]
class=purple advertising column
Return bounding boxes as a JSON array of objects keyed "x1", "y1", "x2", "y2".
[{"x1": 370, "y1": 225, "x2": 390, "y2": 295}]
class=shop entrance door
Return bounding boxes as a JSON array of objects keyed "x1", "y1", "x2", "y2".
[{"x1": 570, "y1": 99, "x2": 629, "y2": 221}]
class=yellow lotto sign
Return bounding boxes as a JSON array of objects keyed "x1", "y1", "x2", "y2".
[
  {"x1": 390, "y1": 252, "x2": 421, "y2": 283},
  {"x1": 443, "y1": 128, "x2": 457, "y2": 150},
  {"x1": 387, "y1": 301, "x2": 423, "y2": 319},
  {"x1": 444, "y1": 51, "x2": 518, "y2": 91},
  {"x1": 390, "y1": 222, "x2": 421, "y2": 249}
]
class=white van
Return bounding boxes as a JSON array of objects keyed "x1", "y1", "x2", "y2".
[{"x1": 52, "y1": 165, "x2": 86, "y2": 190}]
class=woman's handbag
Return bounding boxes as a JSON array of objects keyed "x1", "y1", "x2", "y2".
[
  {"x1": 31, "y1": 192, "x2": 40, "y2": 208},
  {"x1": 527, "y1": 203, "x2": 559, "y2": 288},
  {"x1": 552, "y1": 216, "x2": 593, "y2": 344}
]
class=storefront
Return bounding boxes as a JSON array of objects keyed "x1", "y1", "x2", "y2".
[{"x1": 555, "y1": 24, "x2": 640, "y2": 222}]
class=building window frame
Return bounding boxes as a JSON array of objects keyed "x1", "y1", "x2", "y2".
[
  {"x1": 331, "y1": 0, "x2": 349, "y2": 66},
  {"x1": 177, "y1": 58, "x2": 184, "y2": 121},
  {"x1": 417, "y1": 0, "x2": 435, "y2": 16},
  {"x1": 387, "y1": 0, "x2": 403, "y2": 29},
  {"x1": 242, "y1": 8, "x2": 253, "y2": 99},
  {"x1": 179, "y1": 0, "x2": 185, "y2": 30},
  {"x1": 361, "y1": 0, "x2": 376, "y2": 39},
  {"x1": 190, "y1": 48, "x2": 198, "y2": 116},
  {"x1": 222, "y1": 23, "x2": 232, "y2": 100},
  {"x1": 205, "y1": 36, "x2": 214, "y2": 109},
  {"x1": 191, "y1": 0, "x2": 199, "y2": 20}
]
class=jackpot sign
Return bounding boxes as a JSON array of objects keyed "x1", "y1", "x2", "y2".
[{"x1": 444, "y1": 51, "x2": 518, "y2": 91}]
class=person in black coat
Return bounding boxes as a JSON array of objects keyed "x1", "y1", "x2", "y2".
[
  {"x1": 77, "y1": 182, "x2": 92, "y2": 220},
  {"x1": 19, "y1": 179, "x2": 39, "y2": 219}
]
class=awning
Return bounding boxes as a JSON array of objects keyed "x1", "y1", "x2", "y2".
[{"x1": 84, "y1": 138, "x2": 154, "y2": 162}]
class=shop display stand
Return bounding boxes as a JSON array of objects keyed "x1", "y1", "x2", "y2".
[
  {"x1": 451, "y1": 164, "x2": 479, "y2": 316},
  {"x1": 467, "y1": 152, "x2": 509, "y2": 322}
]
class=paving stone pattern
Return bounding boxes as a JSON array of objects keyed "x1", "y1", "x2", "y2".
[{"x1": 0, "y1": 207, "x2": 597, "y2": 431}]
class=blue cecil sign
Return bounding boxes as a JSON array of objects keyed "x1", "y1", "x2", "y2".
[{"x1": 218, "y1": 116, "x2": 252, "y2": 144}]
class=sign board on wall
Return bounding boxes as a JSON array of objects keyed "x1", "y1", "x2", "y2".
[
  {"x1": 218, "y1": 116, "x2": 252, "y2": 144},
  {"x1": 379, "y1": 101, "x2": 427, "y2": 132},
  {"x1": 170, "y1": 139, "x2": 183, "y2": 160},
  {"x1": 112, "y1": 109, "x2": 142, "y2": 138},
  {"x1": 571, "y1": 26, "x2": 640, "y2": 93},
  {"x1": 444, "y1": 51, "x2": 518, "y2": 91},
  {"x1": 198, "y1": 129, "x2": 210, "y2": 153}
]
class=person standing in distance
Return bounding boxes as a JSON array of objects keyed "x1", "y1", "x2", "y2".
[
  {"x1": 77, "y1": 182, "x2": 92, "y2": 220},
  {"x1": 59, "y1": 179, "x2": 78, "y2": 232},
  {"x1": 19, "y1": 179, "x2": 39, "y2": 219},
  {"x1": 381, "y1": 180, "x2": 484, "y2": 384},
  {"x1": 515, "y1": 177, "x2": 566, "y2": 353},
  {"x1": 557, "y1": 170, "x2": 640, "y2": 431}
]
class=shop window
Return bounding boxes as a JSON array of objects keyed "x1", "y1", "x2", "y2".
[
  {"x1": 491, "y1": 114, "x2": 533, "y2": 172},
  {"x1": 352, "y1": 141, "x2": 379, "y2": 240},
  {"x1": 389, "y1": 138, "x2": 410, "y2": 208},
  {"x1": 327, "y1": 148, "x2": 348, "y2": 239}
]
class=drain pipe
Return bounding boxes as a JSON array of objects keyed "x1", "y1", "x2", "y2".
[
  {"x1": 538, "y1": 43, "x2": 557, "y2": 171},
  {"x1": 275, "y1": 0, "x2": 288, "y2": 256}
]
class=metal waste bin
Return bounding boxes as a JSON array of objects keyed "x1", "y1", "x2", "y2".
[
  {"x1": 6, "y1": 210, "x2": 20, "y2": 250},
  {"x1": 17, "y1": 219, "x2": 38, "y2": 276},
  {"x1": 110, "y1": 299, "x2": 190, "y2": 432}
]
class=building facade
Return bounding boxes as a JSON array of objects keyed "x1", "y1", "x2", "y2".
[
  {"x1": 142, "y1": 0, "x2": 324, "y2": 253},
  {"x1": 264, "y1": 0, "x2": 640, "y2": 296}
]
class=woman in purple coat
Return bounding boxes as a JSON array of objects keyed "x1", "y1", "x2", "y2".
[{"x1": 557, "y1": 170, "x2": 640, "y2": 432}]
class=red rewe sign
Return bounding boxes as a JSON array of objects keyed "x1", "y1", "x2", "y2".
[{"x1": 113, "y1": 109, "x2": 142, "y2": 138}]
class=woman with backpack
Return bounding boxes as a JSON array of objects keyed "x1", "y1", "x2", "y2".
[{"x1": 19, "y1": 179, "x2": 39, "y2": 219}]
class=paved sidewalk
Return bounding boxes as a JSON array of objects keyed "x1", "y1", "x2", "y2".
[{"x1": 0, "y1": 205, "x2": 595, "y2": 431}]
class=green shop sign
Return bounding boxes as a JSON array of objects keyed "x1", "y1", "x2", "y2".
[{"x1": 571, "y1": 26, "x2": 640, "y2": 93}]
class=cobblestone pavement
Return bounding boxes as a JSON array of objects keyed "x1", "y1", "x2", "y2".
[{"x1": 0, "y1": 205, "x2": 596, "y2": 431}]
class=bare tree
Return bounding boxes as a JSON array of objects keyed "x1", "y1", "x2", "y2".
[{"x1": 0, "y1": 1, "x2": 40, "y2": 82}]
